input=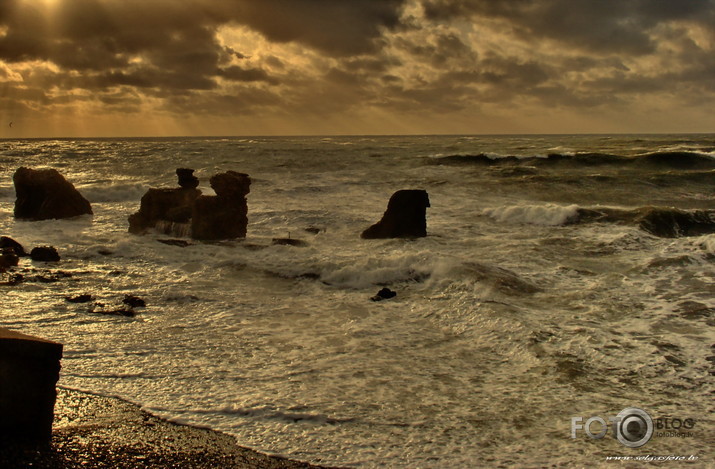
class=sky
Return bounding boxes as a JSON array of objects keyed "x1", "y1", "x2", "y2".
[{"x1": 0, "y1": 0, "x2": 714, "y2": 137}]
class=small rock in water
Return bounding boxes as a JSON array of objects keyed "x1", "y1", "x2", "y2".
[
  {"x1": 123, "y1": 295, "x2": 146, "y2": 308},
  {"x1": 304, "y1": 227, "x2": 323, "y2": 235},
  {"x1": 371, "y1": 287, "x2": 397, "y2": 301},
  {"x1": 176, "y1": 168, "x2": 199, "y2": 189},
  {"x1": 272, "y1": 238, "x2": 307, "y2": 247},
  {"x1": 66, "y1": 294, "x2": 94, "y2": 304},
  {"x1": 30, "y1": 246, "x2": 61, "y2": 262},
  {"x1": 157, "y1": 239, "x2": 191, "y2": 247},
  {"x1": 0, "y1": 236, "x2": 28, "y2": 256},
  {"x1": 89, "y1": 302, "x2": 136, "y2": 318},
  {"x1": 0, "y1": 249, "x2": 20, "y2": 270}
]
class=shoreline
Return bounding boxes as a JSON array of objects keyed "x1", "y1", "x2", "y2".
[{"x1": 0, "y1": 387, "x2": 338, "y2": 469}]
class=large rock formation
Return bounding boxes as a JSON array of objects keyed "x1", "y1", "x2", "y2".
[
  {"x1": 0, "y1": 328, "x2": 63, "y2": 444},
  {"x1": 128, "y1": 169, "x2": 202, "y2": 235},
  {"x1": 191, "y1": 171, "x2": 251, "y2": 240},
  {"x1": 13, "y1": 167, "x2": 92, "y2": 220},
  {"x1": 129, "y1": 169, "x2": 251, "y2": 241},
  {"x1": 361, "y1": 190, "x2": 431, "y2": 239}
]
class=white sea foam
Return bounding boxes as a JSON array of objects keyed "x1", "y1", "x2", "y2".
[{"x1": 483, "y1": 203, "x2": 579, "y2": 226}]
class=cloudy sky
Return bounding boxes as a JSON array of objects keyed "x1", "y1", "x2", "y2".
[{"x1": 1, "y1": 0, "x2": 713, "y2": 137}]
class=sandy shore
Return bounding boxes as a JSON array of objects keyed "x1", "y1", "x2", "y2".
[{"x1": 0, "y1": 387, "x2": 336, "y2": 469}]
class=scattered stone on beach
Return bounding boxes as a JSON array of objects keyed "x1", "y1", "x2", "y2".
[
  {"x1": 371, "y1": 287, "x2": 397, "y2": 301},
  {"x1": 176, "y1": 168, "x2": 200, "y2": 189},
  {"x1": 30, "y1": 246, "x2": 61, "y2": 262},
  {"x1": 191, "y1": 171, "x2": 251, "y2": 241},
  {"x1": 66, "y1": 294, "x2": 94, "y2": 304},
  {"x1": 0, "y1": 236, "x2": 28, "y2": 257},
  {"x1": 361, "y1": 190, "x2": 430, "y2": 239},
  {"x1": 272, "y1": 238, "x2": 307, "y2": 247},
  {"x1": 0, "y1": 328, "x2": 63, "y2": 444},
  {"x1": 123, "y1": 295, "x2": 146, "y2": 308},
  {"x1": 13, "y1": 167, "x2": 92, "y2": 220}
]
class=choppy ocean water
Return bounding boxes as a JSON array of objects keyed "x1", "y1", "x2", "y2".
[{"x1": 0, "y1": 134, "x2": 713, "y2": 467}]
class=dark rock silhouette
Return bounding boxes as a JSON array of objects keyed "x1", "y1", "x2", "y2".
[
  {"x1": 0, "y1": 328, "x2": 63, "y2": 444},
  {"x1": 638, "y1": 208, "x2": 715, "y2": 238},
  {"x1": 191, "y1": 171, "x2": 251, "y2": 241},
  {"x1": 13, "y1": 167, "x2": 92, "y2": 220},
  {"x1": 129, "y1": 169, "x2": 250, "y2": 241},
  {"x1": 128, "y1": 187, "x2": 201, "y2": 234},
  {"x1": 361, "y1": 190, "x2": 430, "y2": 239},
  {"x1": 176, "y1": 168, "x2": 199, "y2": 189},
  {"x1": 371, "y1": 287, "x2": 397, "y2": 301},
  {"x1": 0, "y1": 249, "x2": 19, "y2": 272},
  {"x1": 30, "y1": 246, "x2": 60, "y2": 262},
  {"x1": 122, "y1": 295, "x2": 146, "y2": 308},
  {"x1": 66, "y1": 294, "x2": 94, "y2": 304},
  {"x1": 0, "y1": 236, "x2": 28, "y2": 256}
]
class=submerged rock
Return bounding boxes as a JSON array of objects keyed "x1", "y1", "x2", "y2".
[
  {"x1": 637, "y1": 208, "x2": 715, "y2": 238},
  {"x1": 361, "y1": 190, "x2": 430, "y2": 239},
  {"x1": 272, "y1": 238, "x2": 307, "y2": 247},
  {"x1": 66, "y1": 294, "x2": 94, "y2": 304},
  {"x1": 371, "y1": 287, "x2": 397, "y2": 301},
  {"x1": 13, "y1": 167, "x2": 92, "y2": 220},
  {"x1": 0, "y1": 249, "x2": 19, "y2": 271},
  {"x1": 122, "y1": 295, "x2": 146, "y2": 308},
  {"x1": 30, "y1": 246, "x2": 61, "y2": 262}
]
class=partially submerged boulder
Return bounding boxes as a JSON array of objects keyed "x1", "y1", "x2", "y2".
[
  {"x1": 13, "y1": 167, "x2": 92, "y2": 220},
  {"x1": 30, "y1": 246, "x2": 60, "y2": 262},
  {"x1": 128, "y1": 187, "x2": 201, "y2": 234},
  {"x1": 129, "y1": 169, "x2": 251, "y2": 241},
  {"x1": 191, "y1": 171, "x2": 250, "y2": 241},
  {"x1": 361, "y1": 190, "x2": 430, "y2": 239}
]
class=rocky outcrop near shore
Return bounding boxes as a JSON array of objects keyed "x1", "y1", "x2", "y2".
[
  {"x1": 13, "y1": 167, "x2": 92, "y2": 220},
  {"x1": 129, "y1": 169, "x2": 251, "y2": 241},
  {"x1": 361, "y1": 190, "x2": 430, "y2": 239},
  {"x1": 128, "y1": 169, "x2": 202, "y2": 235},
  {"x1": 192, "y1": 171, "x2": 251, "y2": 240}
]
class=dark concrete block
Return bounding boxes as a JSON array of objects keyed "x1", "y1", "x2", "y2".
[{"x1": 0, "y1": 328, "x2": 63, "y2": 445}]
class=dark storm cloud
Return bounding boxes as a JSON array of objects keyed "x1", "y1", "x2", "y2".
[{"x1": 422, "y1": 0, "x2": 715, "y2": 55}]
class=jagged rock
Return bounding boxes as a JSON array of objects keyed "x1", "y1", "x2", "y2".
[
  {"x1": 191, "y1": 171, "x2": 250, "y2": 241},
  {"x1": 128, "y1": 187, "x2": 201, "y2": 234},
  {"x1": 89, "y1": 303, "x2": 136, "y2": 317},
  {"x1": 0, "y1": 236, "x2": 28, "y2": 256},
  {"x1": 371, "y1": 287, "x2": 397, "y2": 301},
  {"x1": 361, "y1": 190, "x2": 431, "y2": 239},
  {"x1": 209, "y1": 171, "x2": 251, "y2": 199},
  {"x1": 30, "y1": 246, "x2": 60, "y2": 262},
  {"x1": 13, "y1": 167, "x2": 92, "y2": 220},
  {"x1": 176, "y1": 168, "x2": 199, "y2": 189},
  {"x1": 0, "y1": 328, "x2": 62, "y2": 444}
]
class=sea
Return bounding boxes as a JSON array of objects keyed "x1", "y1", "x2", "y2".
[{"x1": 0, "y1": 134, "x2": 713, "y2": 467}]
